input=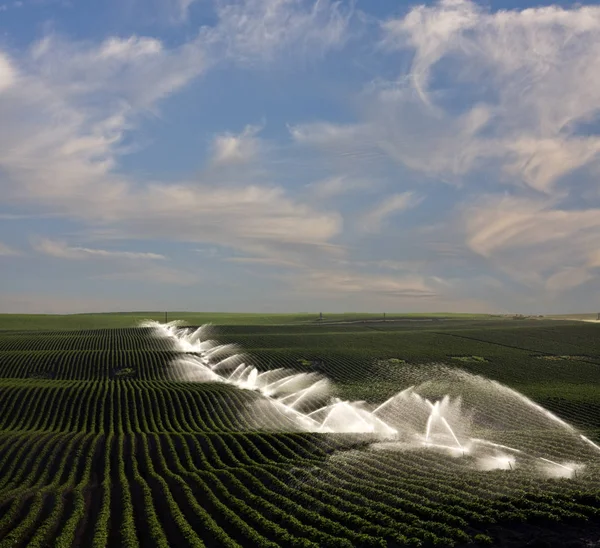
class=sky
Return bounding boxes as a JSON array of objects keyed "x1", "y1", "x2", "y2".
[{"x1": 1, "y1": 0, "x2": 600, "y2": 314}]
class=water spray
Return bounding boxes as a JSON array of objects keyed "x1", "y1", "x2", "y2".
[{"x1": 142, "y1": 320, "x2": 599, "y2": 476}]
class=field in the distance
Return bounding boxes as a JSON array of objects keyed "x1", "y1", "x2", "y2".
[
  {"x1": 0, "y1": 313, "x2": 599, "y2": 547},
  {"x1": 0, "y1": 312, "x2": 499, "y2": 331}
]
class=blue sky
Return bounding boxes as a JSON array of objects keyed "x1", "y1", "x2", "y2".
[{"x1": 1, "y1": 0, "x2": 600, "y2": 314}]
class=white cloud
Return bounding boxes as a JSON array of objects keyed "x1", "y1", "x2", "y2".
[
  {"x1": 210, "y1": 124, "x2": 263, "y2": 166},
  {"x1": 204, "y1": 0, "x2": 355, "y2": 65},
  {"x1": 0, "y1": 53, "x2": 16, "y2": 93},
  {"x1": 546, "y1": 267, "x2": 594, "y2": 292},
  {"x1": 462, "y1": 194, "x2": 600, "y2": 291},
  {"x1": 32, "y1": 238, "x2": 166, "y2": 260},
  {"x1": 281, "y1": 0, "x2": 600, "y2": 306},
  {"x1": 293, "y1": 0, "x2": 600, "y2": 193},
  {"x1": 464, "y1": 195, "x2": 600, "y2": 257},
  {"x1": 30, "y1": 240, "x2": 198, "y2": 287},
  {"x1": 382, "y1": 0, "x2": 600, "y2": 192},
  {"x1": 292, "y1": 269, "x2": 437, "y2": 297},
  {"x1": 14, "y1": 1, "x2": 600, "y2": 310},
  {"x1": 0, "y1": 34, "x2": 211, "y2": 225},
  {"x1": 26, "y1": 33, "x2": 208, "y2": 108},
  {"x1": 359, "y1": 191, "x2": 423, "y2": 233},
  {"x1": 98, "y1": 36, "x2": 163, "y2": 60},
  {"x1": 0, "y1": 29, "x2": 343, "y2": 269},
  {"x1": 504, "y1": 137, "x2": 600, "y2": 194},
  {"x1": 131, "y1": 183, "x2": 342, "y2": 245}
]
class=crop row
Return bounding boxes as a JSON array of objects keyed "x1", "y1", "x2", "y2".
[
  {"x1": 1, "y1": 324, "x2": 599, "y2": 547},
  {"x1": 3, "y1": 377, "x2": 599, "y2": 440},
  {"x1": 0, "y1": 350, "x2": 182, "y2": 380},
  {"x1": 2, "y1": 431, "x2": 599, "y2": 547},
  {"x1": 0, "y1": 328, "x2": 172, "y2": 353}
]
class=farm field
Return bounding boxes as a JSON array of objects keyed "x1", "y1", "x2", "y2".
[
  {"x1": 0, "y1": 312, "x2": 500, "y2": 332},
  {"x1": 0, "y1": 315, "x2": 599, "y2": 547}
]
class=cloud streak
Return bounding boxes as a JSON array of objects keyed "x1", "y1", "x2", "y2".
[
  {"x1": 0, "y1": 16, "x2": 345, "y2": 271},
  {"x1": 210, "y1": 125, "x2": 263, "y2": 166},
  {"x1": 32, "y1": 238, "x2": 166, "y2": 261},
  {"x1": 462, "y1": 194, "x2": 600, "y2": 290},
  {"x1": 204, "y1": 0, "x2": 355, "y2": 65},
  {"x1": 3, "y1": 0, "x2": 600, "y2": 311},
  {"x1": 292, "y1": 0, "x2": 600, "y2": 193},
  {"x1": 359, "y1": 192, "x2": 423, "y2": 233}
]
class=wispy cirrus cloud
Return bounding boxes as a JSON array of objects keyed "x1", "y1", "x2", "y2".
[
  {"x1": 462, "y1": 194, "x2": 600, "y2": 290},
  {"x1": 358, "y1": 192, "x2": 423, "y2": 233},
  {"x1": 30, "y1": 237, "x2": 199, "y2": 287},
  {"x1": 0, "y1": 53, "x2": 16, "y2": 92},
  {"x1": 204, "y1": 0, "x2": 355, "y2": 65},
  {"x1": 377, "y1": 0, "x2": 600, "y2": 193},
  {"x1": 4, "y1": 0, "x2": 600, "y2": 312},
  {"x1": 0, "y1": 16, "x2": 345, "y2": 269},
  {"x1": 210, "y1": 124, "x2": 263, "y2": 166},
  {"x1": 32, "y1": 237, "x2": 166, "y2": 260},
  {"x1": 291, "y1": 0, "x2": 600, "y2": 194},
  {"x1": 288, "y1": 268, "x2": 437, "y2": 298},
  {"x1": 284, "y1": 0, "x2": 600, "y2": 304}
]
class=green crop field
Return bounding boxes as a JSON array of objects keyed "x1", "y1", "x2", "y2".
[
  {"x1": 0, "y1": 314, "x2": 600, "y2": 547},
  {"x1": 0, "y1": 312, "x2": 499, "y2": 332}
]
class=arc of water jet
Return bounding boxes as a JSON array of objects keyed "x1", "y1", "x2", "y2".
[
  {"x1": 282, "y1": 381, "x2": 327, "y2": 409},
  {"x1": 239, "y1": 367, "x2": 255, "y2": 384},
  {"x1": 268, "y1": 398, "x2": 322, "y2": 429},
  {"x1": 256, "y1": 368, "x2": 283, "y2": 380},
  {"x1": 422, "y1": 441, "x2": 465, "y2": 453},
  {"x1": 277, "y1": 385, "x2": 314, "y2": 404},
  {"x1": 424, "y1": 401, "x2": 438, "y2": 443},
  {"x1": 366, "y1": 414, "x2": 398, "y2": 436},
  {"x1": 263, "y1": 375, "x2": 297, "y2": 391},
  {"x1": 372, "y1": 386, "x2": 415, "y2": 415},
  {"x1": 306, "y1": 404, "x2": 331, "y2": 418},
  {"x1": 203, "y1": 344, "x2": 238, "y2": 360},
  {"x1": 580, "y1": 435, "x2": 600, "y2": 453},
  {"x1": 264, "y1": 374, "x2": 308, "y2": 393},
  {"x1": 151, "y1": 321, "x2": 598, "y2": 453},
  {"x1": 491, "y1": 381, "x2": 576, "y2": 432},
  {"x1": 227, "y1": 364, "x2": 246, "y2": 381},
  {"x1": 372, "y1": 395, "x2": 397, "y2": 415},
  {"x1": 212, "y1": 355, "x2": 243, "y2": 371},
  {"x1": 440, "y1": 416, "x2": 463, "y2": 450},
  {"x1": 321, "y1": 402, "x2": 373, "y2": 433},
  {"x1": 539, "y1": 457, "x2": 574, "y2": 472},
  {"x1": 471, "y1": 439, "x2": 523, "y2": 453}
]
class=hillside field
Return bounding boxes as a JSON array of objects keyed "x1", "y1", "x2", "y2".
[{"x1": 0, "y1": 314, "x2": 599, "y2": 547}]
